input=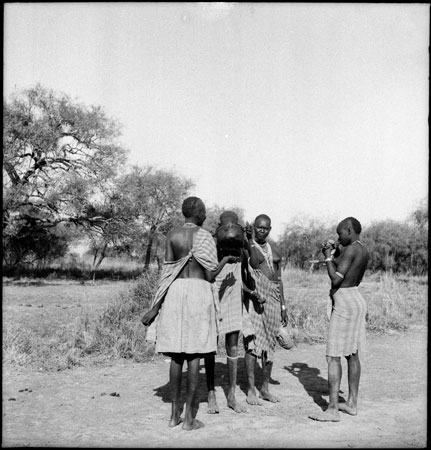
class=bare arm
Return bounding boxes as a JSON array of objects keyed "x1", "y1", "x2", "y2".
[
  {"x1": 323, "y1": 244, "x2": 355, "y2": 288},
  {"x1": 142, "y1": 235, "x2": 172, "y2": 325},
  {"x1": 247, "y1": 240, "x2": 265, "y2": 269},
  {"x1": 244, "y1": 224, "x2": 262, "y2": 269},
  {"x1": 205, "y1": 255, "x2": 240, "y2": 282},
  {"x1": 275, "y1": 260, "x2": 288, "y2": 326}
]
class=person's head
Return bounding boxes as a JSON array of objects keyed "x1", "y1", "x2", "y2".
[
  {"x1": 336, "y1": 217, "x2": 362, "y2": 246},
  {"x1": 182, "y1": 196, "x2": 206, "y2": 226},
  {"x1": 219, "y1": 211, "x2": 238, "y2": 226},
  {"x1": 253, "y1": 214, "x2": 271, "y2": 243}
]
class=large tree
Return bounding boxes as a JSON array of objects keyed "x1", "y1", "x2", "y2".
[
  {"x1": 116, "y1": 166, "x2": 194, "y2": 269},
  {"x1": 3, "y1": 84, "x2": 128, "y2": 267}
]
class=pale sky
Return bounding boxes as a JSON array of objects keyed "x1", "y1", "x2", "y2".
[{"x1": 4, "y1": 2, "x2": 429, "y2": 238}]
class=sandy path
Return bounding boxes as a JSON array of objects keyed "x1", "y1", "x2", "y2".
[{"x1": 2, "y1": 326, "x2": 426, "y2": 448}]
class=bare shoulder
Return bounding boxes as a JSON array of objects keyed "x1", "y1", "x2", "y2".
[
  {"x1": 342, "y1": 244, "x2": 357, "y2": 257},
  {"x1": 348, "y1": 242, "x2": 369, "y2": 262},
  {"x1": 166, "y1": 226, "x2": 188, "y2": 244},
  {"x1": 168, "y1": 226, "x2": 187, "y2": 236},
  {"x1": 166, "y1": 227, "x2": 179, "y2": 239}
]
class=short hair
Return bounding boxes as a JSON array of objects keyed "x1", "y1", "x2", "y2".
[
  {"x1": 182, "y1": 196, "x2": 203, "y2": 218},
  {"x1": 254, "y1": 214, "x2": 271, "y2": 225},
  {"x1": 340, "y1": 217, "x2": 362, "y2": 234},
  {"x1": 219, "y1": 211, "x2": 238, "y2": 225}
]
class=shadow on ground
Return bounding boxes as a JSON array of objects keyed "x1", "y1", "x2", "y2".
[
  {"x1": 284, "y1": 362, "x2": 336, "y2": 410},
  {"x1": 153, "y1": 357, "x2": 283, "y2": 416}
]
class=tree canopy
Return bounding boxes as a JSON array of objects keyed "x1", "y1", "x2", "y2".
[{"x1": 3, "y1": 84, "x2": 128, "y2": 267}]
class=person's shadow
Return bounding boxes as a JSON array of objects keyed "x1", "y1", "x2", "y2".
[
  {"x1": 218, "y1": 271, "x2": 236, "y2": 301},
  {"x1": 153, "y1": 357, "x2": 281, "y2": 417},
  {"x1": 153, "y1": 360, "x2": 238, "y2": 418},
  {"x1": 284, "y1": 362, "x2": 344, "y2": 410}
]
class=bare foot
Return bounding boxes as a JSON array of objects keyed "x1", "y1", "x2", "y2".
[
  {"x1": 308, "y1": 410, "x2": 341, "y2": 422},
  {"x1": 259, "y1": 390, "x2": 280, "y2": 403},
  {"x1": 182, "y1": 419, "x2": 205, "y2": 431},
  {"x1": 169, "y1": 415, "x2": 183, "y2": 427},
  {"x1": 227, "y1": 393, "x2": 247, "y2": 413},
  {"x1": 246, "y1": 389, "x2": 262, "y2": 406},
  {"x1": 338, "y1": 403, "x2": 357, "y2": 416},
  {"x1": 207, "y1": 390, "x2": 219, "y2": 414}
]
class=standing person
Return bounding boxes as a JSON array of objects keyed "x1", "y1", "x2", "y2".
[
  {"x1": 205, "y1": 211, "x2": 260, "y2": 414},
  {"x1": 244, "y1": 214, "x2": 288, "y2": 404},
  {"x1": 142, "y1": 197, "x2": 237, "y2": 431},
  {"x1": 309, "y1": 217, "x2": 369, "y2": 422}
]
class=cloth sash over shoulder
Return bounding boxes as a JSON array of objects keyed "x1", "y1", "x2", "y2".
[
  {"x1": 146, "y1": 227, "x2": 219, "y2": 342},
  {"x1": 245, "y1": 243, "x2": 281, "y2": 361}
]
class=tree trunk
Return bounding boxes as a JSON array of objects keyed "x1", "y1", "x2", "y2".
[
  {"x1": 144, "y1": 229, "x2": 156, "y2": 270},
  {"x1": 91, "y1": 242, "x2": 108, "y2": 283}
]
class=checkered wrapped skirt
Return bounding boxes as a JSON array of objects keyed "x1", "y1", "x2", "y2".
[{"x1": 326, "y1": 286, "x2": 367, "y2": 357}]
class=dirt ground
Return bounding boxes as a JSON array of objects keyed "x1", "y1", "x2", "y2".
[{"x1": 2, "y1": 326, "x2": 427, "y2": 448}]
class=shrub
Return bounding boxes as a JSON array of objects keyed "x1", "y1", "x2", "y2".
[{"x1": 82, "y1": 270, "x2": 159, "y2": 362}]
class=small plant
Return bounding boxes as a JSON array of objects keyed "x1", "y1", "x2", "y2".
[{"x1": 79, "y1": 270, "x2": 160, "y2": 362}]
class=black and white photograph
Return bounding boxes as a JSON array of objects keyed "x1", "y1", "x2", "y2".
[{"x1": 3, "y1": 2, "x2": 428, "y2": 448}]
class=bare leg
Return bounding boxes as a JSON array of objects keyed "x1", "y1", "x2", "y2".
[
  {"x1": 204, "y1": 355, "x2": 219, "y2": 414},
  {"x1": 259, "y1": 352, "x2": 279, "y2": 402},
  {"x1": 169, "y1": 355, "x2": 184, "y2": 427},
  {"x1": 226, "y1": 332, "x2": 247, "y2": 413},
  {"x1": 182, "y1": 356, "x2": 205, "y2": 431},
  {"x1": 245, "y1": 351, "x2": 262, "y2": 406},
  {"x1": 309, "y1": 356, "x2": 341, "y2": 422},
  {"x1": 339, "y1": 352, "x2": 360, "y2": 415}
]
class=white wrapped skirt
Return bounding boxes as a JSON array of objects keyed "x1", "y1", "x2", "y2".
[{"x1": 155, "y1": 278, "x2": 217, "y2": 355}]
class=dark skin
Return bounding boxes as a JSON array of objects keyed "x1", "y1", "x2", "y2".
[
  {"x1": 309, "y1": 219, "x2": 369, "y2": 422},
  {"x1": 142, "y1": 206, "x2": 237, "y2": 325},
  {"x1": 243, "y1": 216, "x2": 287, "y2": 405},
  {"x1": 205, "y1": 216, "x2": 261, "y2": 414},
  {"x1": 142, "y1": 200, "x2": 237, "y2": 430}
]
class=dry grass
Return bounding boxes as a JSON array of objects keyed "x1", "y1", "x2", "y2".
[
  {"x1": 2, "y1": 279, "x2": 135, "y2": 370},
  {"x1": 283, "y1": 267, "x2": 427, "y2": 344},
  {"x1": 2, "y1": 267, "x2": 427, "y2": 371}
]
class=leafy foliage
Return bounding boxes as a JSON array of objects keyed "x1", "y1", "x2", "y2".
[
  {"x1": 3, "y1": 84, "x2": 128, "y2": 267},
  {"x1": 279, "y1": 202, "x2": 428, "y2": 275},
  {"x1": 113, "y1": 165, "x2": 194, "y2": 269},
  {"x1": 203, "y1": 204, "x2": 246, "y2": 235},
  {"x1": 279, "y1": 215, "x2": 334, "y2": 269}
]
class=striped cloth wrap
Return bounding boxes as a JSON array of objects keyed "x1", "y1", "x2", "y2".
[
  {"x1": 215, "y1": 261, "x2": 254, "y2": 337},
  {"x1": 244, "y1": 266, "x2": 281, "y2": 362},
  {"x1": 146, "y1": 227, "x2": 219, "y2": 342},
  {"x1": 326, "y1": 286, "x2": 367, "y2": 357}
]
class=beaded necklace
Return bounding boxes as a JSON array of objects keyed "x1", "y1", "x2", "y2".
[
  {"x1": 253, "y1": 239, "x2": 274, "y2": 273},
  {"x1": 183, "y1": 222, "x2": 198, "y2": 228}
]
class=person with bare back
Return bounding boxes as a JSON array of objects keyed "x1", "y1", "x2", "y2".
[
  {"x1": 204, "y1": 211, "x2": 261, "y2": 414},
  {"x1": 243, "y1": 214, "x2": 288, "y2": 405},
  {"x1": 309, "y1": 217, "x2": 369, "y2": 422},
  {"x1": 142, "y1": 197, "x2": 237, "y2": 431}
]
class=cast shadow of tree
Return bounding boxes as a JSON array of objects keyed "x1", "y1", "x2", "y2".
[{"x1": 284, "y1": 362, "x2": 344, "y2": 410}]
